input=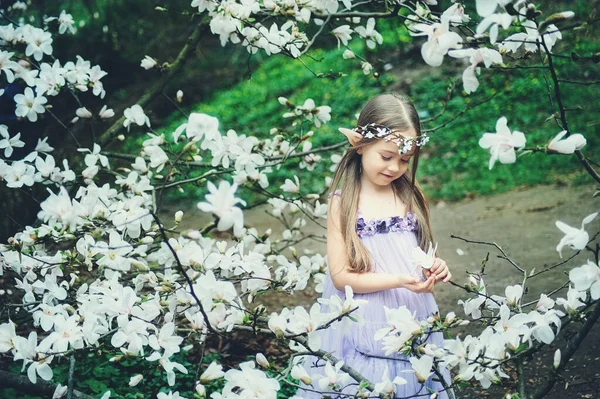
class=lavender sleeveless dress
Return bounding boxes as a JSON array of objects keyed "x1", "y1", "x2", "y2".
[{"x1": 300, "y1": 193, "x2": 453, "y2": 398}]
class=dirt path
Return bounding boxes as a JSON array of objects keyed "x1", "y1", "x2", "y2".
[{"x1": 167, "y1": 182, "x2": 600, "y2": 398}]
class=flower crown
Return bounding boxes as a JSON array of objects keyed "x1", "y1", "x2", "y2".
[{"x1": 353, "y1": 123, "x2": 430, "y2": 155}]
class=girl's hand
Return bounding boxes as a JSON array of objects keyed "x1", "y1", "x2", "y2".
[
  {"x1": 398, "y1": 274, "x2": 436, "y2": 293},
  {"x1": 425, "y1": 258, "x2": 452, "y2": 283}
]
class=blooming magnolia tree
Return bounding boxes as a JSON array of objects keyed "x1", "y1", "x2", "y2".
[{"x1": 0, "y1": 1, "x2": 598, "y2": 399}]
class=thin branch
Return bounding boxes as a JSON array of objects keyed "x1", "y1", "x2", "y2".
[{"x1": 97, "y1": 22, "x2": 205, "y2": 147}]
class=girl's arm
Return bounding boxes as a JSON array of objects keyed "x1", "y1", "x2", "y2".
[{"x1": 327, "y1": 196, "x2": 435, "y2": 294}]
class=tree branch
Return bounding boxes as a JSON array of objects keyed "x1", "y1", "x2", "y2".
[
  {"x1": 532, "y1": 299, "x2": 600, "y2": 398},
  {"x1": 97, "y1": 22, "x2": 205, "y2": 147}
]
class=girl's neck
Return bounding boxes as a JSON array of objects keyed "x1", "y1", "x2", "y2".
[{"x1": 359, "y1": 175, "x2": 395, "y2": 195}]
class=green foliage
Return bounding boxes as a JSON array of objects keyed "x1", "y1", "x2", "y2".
[{"x1": 412, "y1": 49, "x2": 600, "y2": 200}]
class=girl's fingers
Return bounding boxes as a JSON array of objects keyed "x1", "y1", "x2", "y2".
[
  {"x1": 434, "y1": 261, "x2": 447, "y2": 275},
  {"x1": 443, "y1": 272, "x2": 452, "y2": 283}
]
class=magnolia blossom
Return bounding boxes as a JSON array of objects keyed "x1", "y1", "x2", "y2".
[
  {"x1": 354, "y1": 18, "x2": 383, "y2": 49},
  {"x1": 123, "y1": 104, "x2": 150, "y2": 130},
  {"x1": 410, "y1": 355, "x2": 434, "y2": 383},
  {"x1": 569, "y1": 260, "x2": 600, "y2": 300},
  {"x1": 14, "y1": 87, "x2": 48, "y2": 122},
  {"x1": 500, "y1": 20, "x2": 564, "y2": 53},
  {"x1": 412, "y1": 242, "x2": 438, "y2": 270},
  {"x1": 0, "y1": 128, "x2": 25, "y2": 157},
  {"x1": 331, "y1": 25, "x2": 352, "y2": 48},
  {"x1": 173, "y1": 112, "x2": 220, "y2": 143},
  {"x1": 140, "y1": 55, "x2": 157, "y2": 70},
  {"x1": 547, "y1": 130, "x2": 586, "y2": 154},
  {"x1": 411, "y1": 16, "x2": 462, "y2": 66},
  {"x1": 197, "y1": 180, "x2": 246, "y2": 233},
  {"x1": 505, "y1": 285, "x2": 523, "y2": 306},
  {"x1": 220, "y1": 361, "x2": 280, "y2": 398},
  {"x1": 448, "y1": 47, "x2": 503, "y2": 93},
  {"x1": 373, "y1": 365, "x2": 407, "y2": 396},
  {"x1": 280, "y1": 176, "x2": 300, "y2": 193},
  {"x1": 555, "y1": 212, "x2": 597, "y2": 257},
  {"x1": 476, "y1": 12, "x2": 513, "y2": 44},
  {"x1": 478, "y1": 117, "x2": 526, "y2": 169},
  {"x1": 316, "y1": 361, "x2": 350, "y2": 391}
]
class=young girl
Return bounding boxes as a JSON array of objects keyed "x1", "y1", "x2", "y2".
[{"x1": 301, "y1": 93, "x2": 453, "y2": 398}]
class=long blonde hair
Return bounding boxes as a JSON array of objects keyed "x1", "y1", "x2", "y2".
[{"x1": 329, "y1": 93, "x2": 433, "y2": 273}]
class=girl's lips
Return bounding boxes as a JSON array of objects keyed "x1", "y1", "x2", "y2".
[{"x1": 381, "y1": 173, "x2": 395, "y2": 179}]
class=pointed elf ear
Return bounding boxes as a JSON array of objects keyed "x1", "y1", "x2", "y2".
[{"x1": 339, "y1": 127, "x2": 363, "y2": 147}]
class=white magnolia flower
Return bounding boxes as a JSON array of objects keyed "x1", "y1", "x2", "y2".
[
  {"x1": 0, "y1": 128, "x2": 24, "y2": 157},
  {"x1": 547, "y1": 130, "x2": 586, "y2": 154},
  {"x1": 475, "y1": 0, "x2": 512, "y2": 17},
  {"x1": 4, "y1": 161, "x2": 35, "y2": 188},
  {"x1": 342, "y1": 49, "x2": 355, "y2": 59},
  {"x1": 24, "y1": 27, "x2": 53, "y2": 61},
  {"x1": 569, "y1": 260, "x2": 600, "y2": 300},
  {"x1": 57, "y1": 11, "x2": 76, "y2": 34},
  {"x1": 75, "y1": 107, "x2": 92, "y2": 118},
  {"x1": 374, "y1": 365, "x2": 407, "y2": 396},
  {"x1": 140, "y1": 55, "x2": 157, "y2": 70},
  {"x1": 411, "y1": 16, "x2": 462, "y2": 66},
  {"x1": 412, "y1": 242, "x2": 438, "y2": 270},
  {"x1": 0, "y1": 51, "x2": 18, "y2": 82},
  {"x1": 331, "y1": 25, "x2": 352, "y2": 48},
  {"x1": 14, "y1": 87, "x2": 48, "y2": 122},
  {"x1": 536, "y1": 294, "x2": 555, "y2": 313},
  {"x1": 505, "y1": 284, "x2": 523, "y2": 306},
  {"x1": 291, "y1": 364, "x2": 311, "y2": 385},
  {"x1": 555, "y1": 212, "x2": 597, "y2": 257},
  {"x1": 317, "y1": 361, "x2": 350, "y2": 391},
  {"x1": 99, "y1": 105, "x2": 115, "y2": 119},
  {"x1": 500, "y1": 20, "x2": 564, "y2": 53},
  {"x1": 355, "y1": 18, "x2": 383, "y2": 49},
  {"x1": 220, "y1": 361, "x2": 280, "y2": 398},
  {"x1": 173, "y1": 112, "x2": 220, "y2": 143},
  {"x1": 476, "y1": 12, "x2": 513, "y2": 44},
  {"x1": 361, "y1": 61, "x2": 373, "y2": 75},
  {"x1": 478, "y1": 117, "x2": 526, "y2": 169},
  {"x1": 123, "y1": 104, "x2": 150, "y2": 130},
  {"x1": 280, "y1": 176, "x2": 299, "y2": 193},
  {"x1": 449, "y1": 47, "x2": 503, "y2": 93},
  {"x1": 556, "y1": 287, "x2": 586, "y2": 313},
  {"x1": 197, "y1": 180, "x2": 246, "y2": 233},
  {"x1": 410, "y1": 355, "x2": 434, "y2": 383}
]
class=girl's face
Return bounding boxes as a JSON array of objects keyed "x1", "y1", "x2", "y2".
[{"x1": 357, "y1": 130, "x2": 417, "y2": 187}]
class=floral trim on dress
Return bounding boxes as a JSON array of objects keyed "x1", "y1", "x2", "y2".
[{"x1": 356, "y1": 212, "x2": 418, "y2": 238}]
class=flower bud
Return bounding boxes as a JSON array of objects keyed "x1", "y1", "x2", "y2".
[
  {"x1": 553, "y1": 349, "x2": 561, "y2": 369},
  {"x1": 174, "y1": 210, "x2": 183, "y2": 223},
  {"x1": 129, "y1": 374, "x2": 143, "y2": 387},
  {"x1": 256, "y1": 353, "x2": 269, "y2": 368},
  {"x1": 176, "y1": 90, "x2": 184, "y2": 103},
  {"x1": 195, "y1": 383, "x2": 206, "y2": 397}
]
